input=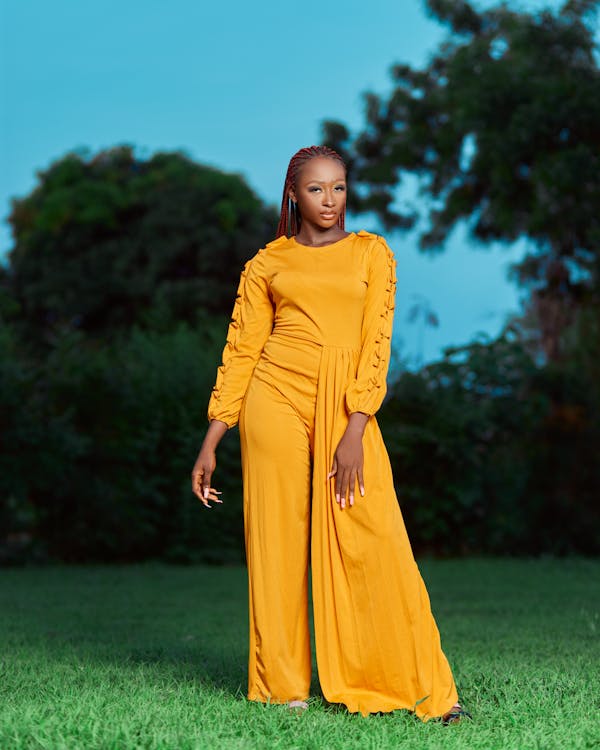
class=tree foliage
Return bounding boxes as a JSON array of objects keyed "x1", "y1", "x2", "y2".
[
  {"x1": 379, "y1": 325, "x2": 600, "y2": 555},
  {"x1": 5, "y1": 146, "x2": 277, "y2": 344},
  {"x1": 323, "y1": 0, "x2": 600, "y2": 358},
  {"x1": 3, "y1": 316, "x2": 598, "y2": 562},
  {"x1": 0, "y1": 321, "x2": 245, "y2": 564}
]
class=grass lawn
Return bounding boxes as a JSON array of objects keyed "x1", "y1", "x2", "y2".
[{"x1": 0, "y1": 558, "x2": 598, "y2": 750}]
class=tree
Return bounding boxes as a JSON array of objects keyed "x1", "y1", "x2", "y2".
[
  {"x1": 4, "y1": 146, "x2": 278, "y2": 343},
  {"x1": 0, "y1": 320, "x2": 248, "y2": 564},
  {"x1": 377, "y1": 324, "x2": 600, "y2": 555},
  {"x1": 323, "y1": 0, "x2": 600, "y2": 360}
]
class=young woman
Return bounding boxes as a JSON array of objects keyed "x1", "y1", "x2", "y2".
[{"x1": 191, "y1": 146, "x2": 469, "y2": 723}]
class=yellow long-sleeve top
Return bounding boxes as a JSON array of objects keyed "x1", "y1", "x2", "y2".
[{"x1": 207, "y1": 230, "x2": 396, "y2": 428}]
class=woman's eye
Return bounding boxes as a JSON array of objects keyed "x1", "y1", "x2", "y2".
[
  {"x1": 335, "y1": 185, "x2": 346, "y2": 191},
  {"x1": 308, "y1": 187, "x2": 321, "y2": 192}
]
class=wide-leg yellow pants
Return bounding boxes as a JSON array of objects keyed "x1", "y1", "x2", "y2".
[{"x1": 238, "y1": 331, "x2": 458, "y2": 720}]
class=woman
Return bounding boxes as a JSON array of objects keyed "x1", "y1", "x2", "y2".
[{"x1": 191, "y1": 146, "x2": 469, "y2": 723}]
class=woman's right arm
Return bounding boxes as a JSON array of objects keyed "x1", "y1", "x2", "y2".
[
  {"x1": 192, "y1": 249, "x2": 274, "y2": 507},
  {"x1": 207, "y1": 249, "x2": 274, "y2": 427}
]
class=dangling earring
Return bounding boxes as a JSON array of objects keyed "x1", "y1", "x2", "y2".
[{"x1": 288, "y1": 197, "x2": 297, "y2": 237}]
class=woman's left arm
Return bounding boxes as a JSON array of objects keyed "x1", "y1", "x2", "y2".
[{"x1": 329, "y1": 236, "x2": 397, "y2": 509}]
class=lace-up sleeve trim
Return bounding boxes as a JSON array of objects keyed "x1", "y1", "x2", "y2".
[
  {"x1": 345, "y1": 234, "x2": 397, "y2": 416},
  {"x1": 207, "y1": 249, "x2": 274, "y2": 428}
]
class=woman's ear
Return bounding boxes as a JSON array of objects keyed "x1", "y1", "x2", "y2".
[{"x1": 288, "y1": 187, "x2": 297, "y2": 204}]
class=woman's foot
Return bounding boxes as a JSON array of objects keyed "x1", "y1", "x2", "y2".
[
  {"x1": 287, "y1": 700, "x2": 309, "y2": 713},
  {"x1": 441, "y1": 702, "x2": 472, "y2": 725}
]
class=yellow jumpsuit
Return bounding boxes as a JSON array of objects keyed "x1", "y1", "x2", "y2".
[{"x1": 207, "y1": 230, "x2": 458, "y2": 720}]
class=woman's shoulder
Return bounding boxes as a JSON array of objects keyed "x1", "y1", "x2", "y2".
[
  {"x1": 353, "y1": 230, "x2": 395, "y2": 264},
  {"x1": 238, "y1": 235, "x2": 293, "y2": 279},
  {"x1": 248, "y1": 235, "x2": 293, "y2": 263},
  {"x1": 354, "y1": 229, "x2": 391, "y2": 247},
  {"x1": 263, "y1": 235, "x2": 294, "y2": 252}
]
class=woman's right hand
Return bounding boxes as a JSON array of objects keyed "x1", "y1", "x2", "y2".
[
  {"x1": 191, "y1": 446, "x2": 222, "y2": 508},
  {"x1": 192, "y1": 419, "x2": 229, "y2": 508}
]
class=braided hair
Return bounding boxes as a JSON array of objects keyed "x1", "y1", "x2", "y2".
[{"x1": 276, "y1": 146, "x2": 347, "y2": 238}]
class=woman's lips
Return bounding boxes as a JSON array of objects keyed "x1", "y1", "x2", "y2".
[{"x1": 320, "y1": 212, "x2": 337, "y2": 219}]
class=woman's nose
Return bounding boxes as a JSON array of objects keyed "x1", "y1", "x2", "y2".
[{"x1": 323, "y1": 189, "x2": 335, "y2": 206}]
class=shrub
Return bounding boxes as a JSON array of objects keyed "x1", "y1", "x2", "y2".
[{"x1": 0, "y1": 321, "x2": 246, "y2": 563}]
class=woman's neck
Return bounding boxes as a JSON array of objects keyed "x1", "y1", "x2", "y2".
[{"x1": 294, "y1": 226, "x2": 350, "y2": 248}]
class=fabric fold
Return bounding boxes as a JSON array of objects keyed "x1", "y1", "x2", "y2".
[{"x1": 312, "y1": 344, "x2": 457, "y2": 719}]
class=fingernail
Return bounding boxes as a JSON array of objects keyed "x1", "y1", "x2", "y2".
[
  {"x1": 360, "y1": 486, "x2": 365, "y2": 496},
  {"x1": 350, "y1": 495, "x2": 354, "y2": 506},
  {"x1": 336, "y1": 493, "x2": 340, "y2": 503},
  {"x1": 204, "y1": 488, "x2": 209, "y2": 499}
]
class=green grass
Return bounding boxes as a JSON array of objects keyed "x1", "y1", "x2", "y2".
[{"x1": 0, "y1": 559, "x2": 599, "y2": 750}]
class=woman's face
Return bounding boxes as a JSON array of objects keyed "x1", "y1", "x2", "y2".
[{"x1": 289, "y1": 156, "x2": 347, "y2": 231}]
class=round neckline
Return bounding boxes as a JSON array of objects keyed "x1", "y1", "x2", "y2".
[{"x1": 291, "y1": 232, "x2": 356, "y2": 249}]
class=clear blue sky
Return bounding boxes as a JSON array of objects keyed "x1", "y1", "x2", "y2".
[{"x1": 1, "y1": 0, "x2": 561, "y2": 365}]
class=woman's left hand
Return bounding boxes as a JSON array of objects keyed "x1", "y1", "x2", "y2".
[{"x1": 328, "y1": 412, "x2": 369, "y2": 509}]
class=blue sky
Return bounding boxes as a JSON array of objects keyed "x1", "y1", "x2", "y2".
[{"x1": 1, "y1": 0, "x2": 562, "y2": 365}]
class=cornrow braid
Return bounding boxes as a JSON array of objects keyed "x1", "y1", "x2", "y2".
[{"x1": 276, "y1": 145, "x2": 347, "y2": 238}]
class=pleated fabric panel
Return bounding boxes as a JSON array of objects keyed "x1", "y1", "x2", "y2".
[{"x1": 311, "y1": 345, "x2": 458, "y2": 719}]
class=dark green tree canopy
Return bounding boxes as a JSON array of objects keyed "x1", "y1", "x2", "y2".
[
  {"x1": 323, "y1": 0, "x2": 600, "y2": 298},
  {"x1": 5, "y1": 146, "x2": 277, "y2": 340}
]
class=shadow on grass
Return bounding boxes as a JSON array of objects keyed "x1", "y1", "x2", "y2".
[
  {"x1": 121, "y1": 642, "x2": 247, "y2": 697},
  {"x1": 1, "y1": 564, "x2": 256, "y2": 700}
]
